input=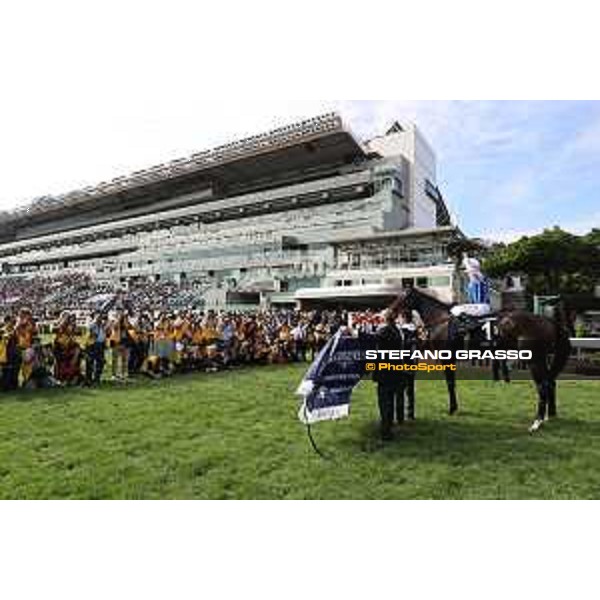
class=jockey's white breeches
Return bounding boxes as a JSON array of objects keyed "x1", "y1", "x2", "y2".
[{"x1": 451, "y1": 304, "x2": 492, "y2": 318}]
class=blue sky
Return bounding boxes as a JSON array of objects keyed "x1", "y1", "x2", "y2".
[
  {"x1": 1, "y1": 100, "x2": 598, "y2": 242},
  {"x1": 340, "y1": 101, "x2": 600, "y2": 241}
]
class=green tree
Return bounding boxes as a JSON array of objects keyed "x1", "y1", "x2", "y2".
[
  {"x1": 483, "y1": 227, "x2": 600, "y2": 296},
  {"x1": 584, "y1": 228, "x2": 600, "y2": 249}
]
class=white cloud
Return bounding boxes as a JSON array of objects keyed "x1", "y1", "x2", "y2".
[
  {"x1": 341, "y1": 101, "x2": 541, "y2": 163},
  {"x1": 479, "y1": 211, "x2": 600, "y2": 243}
]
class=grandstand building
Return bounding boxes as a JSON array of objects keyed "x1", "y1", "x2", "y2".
[{"x1": 0, "y1": 113, "x2": 463, "y2": 310}]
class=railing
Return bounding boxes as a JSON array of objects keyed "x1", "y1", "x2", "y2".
[{"x1": 571, "y1": 338, "x2": 600, "y2": 360}]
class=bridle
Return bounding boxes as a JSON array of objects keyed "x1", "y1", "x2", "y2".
[{"x1": 400, "y1": 289, "x2": 452, "y2": 337}]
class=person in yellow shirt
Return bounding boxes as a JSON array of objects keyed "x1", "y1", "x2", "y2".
[
  {"x1": 15, "y1": 308, "x2": 37, "y2": 349},
  {"x1": 107, "y1": 311, "x2": 133, "y2": 382},
  {"x1": 203, "y1": 322, "x2": 218, "y2": 346},
  {"x1": 0, "y1": 321, "x2": 9, "y2": 367},
  {"x1": 125, "y1": 316, "x2": 143, "y2": 375},
  {"x1": 180, "y1": 312, "x2": 195, "y2": 370},
  {"x1": 53, "y1": 312, "x2": 82, "y2": 385},
  {"x1": 133, "y1": 312, "x2": 153, "y2": 374},
  {"x1": 188, "y1": 318, "x2": 205, "y2": 368},
  {"x1": 15, "y1": 308, "x2": 38, "y2": 387},
  {"x1": 171, "y1": 314, "x2": 187, "y2": 370},
  {"x1": 153, "y1": 314, "x2": 174, "y2": 376}
]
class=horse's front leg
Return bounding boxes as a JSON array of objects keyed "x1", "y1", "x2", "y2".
[
  {"x1": 530, "y1": 381, "x2": 549, "y2": 433},
  {"x1": 493, "y1": 360, "x2": 511, "y2": 383},
  {"x1": 445, "y1": 364, "x2": 458, "y2": 415},
  {"x1": 529, "y1": 362, "x2": 550, "y2": 432}
]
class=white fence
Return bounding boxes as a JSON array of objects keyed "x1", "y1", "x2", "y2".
[{"x1": 570, "y1": 338, "x2": 600, "y2": 360}]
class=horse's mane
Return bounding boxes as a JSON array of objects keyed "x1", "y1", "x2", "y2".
[{"x1": 409, "y1": 287, "x2": 453, "y2": 311}]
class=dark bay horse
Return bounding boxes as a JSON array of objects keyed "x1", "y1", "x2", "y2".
[{"x1": 393, "y1": 287, "x2": 572, "y2": 432}]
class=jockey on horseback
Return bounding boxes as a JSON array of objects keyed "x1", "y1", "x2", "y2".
[
  {"x1": 451, "y1": 255, "x2": 492, "y2": 319},
  {"x1": 449, "y1": 255, "x2": 496, "y2": 339}
]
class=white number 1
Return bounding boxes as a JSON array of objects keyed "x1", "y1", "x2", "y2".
[{"x1": 483, "y1": 321, "x2": 493, "y2": 341}]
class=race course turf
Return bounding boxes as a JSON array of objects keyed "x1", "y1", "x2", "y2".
[{"x1": 0, "y1": 365, "x2": 598, "y2": 499}]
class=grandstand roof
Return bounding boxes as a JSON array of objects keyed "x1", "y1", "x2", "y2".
[{"x1": 0, "y1": 113, "x2": 365, "y2": 234}]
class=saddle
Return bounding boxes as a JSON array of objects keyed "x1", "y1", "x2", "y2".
[{"x1": 449, "y1": 307, "x2": 498, "y2": 339}]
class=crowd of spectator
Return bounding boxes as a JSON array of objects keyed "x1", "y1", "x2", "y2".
[
  {"x1": 0, "y1": 272, "x2": 394, "y2": 392},
  {"x1": 0, "y1": 274, "x2": 208, "y2": 320},
  {"x1": 0, "y1": 298, "x2": 388, "y2": 392}
]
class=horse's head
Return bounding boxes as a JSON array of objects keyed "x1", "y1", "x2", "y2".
[
  {"x1": 391, "y1": 286, "x2": 451, "y2": 329},
  {"x1": 391, "y1": 286, "x2": 418, "y2": 313}
]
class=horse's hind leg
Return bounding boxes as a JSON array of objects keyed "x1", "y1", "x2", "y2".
[
  {"x1": 536, "y1": 380, "x2": 550, "y2": 421},
  {"x1": 492, "y1": 361, "x2": 501, "y2": 382},
  {"x1": 502, "y1": 360, "x2": 511, "y2": 384},
  {"x1": 446, "y1": 366, "x2": 458, "y2": 415},
  {"x1": 547, "y1": 379, "x2": 557, "y2": 418}
]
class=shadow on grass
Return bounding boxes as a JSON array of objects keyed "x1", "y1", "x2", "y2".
[{"x1": 332, "y1": 415, "x2": 595, "y2": 466}]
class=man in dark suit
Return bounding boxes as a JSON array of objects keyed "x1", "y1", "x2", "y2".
[
  {"x1": 398, "y1": 309, "x2": 419, "y2": 421},
  {"x1": 373, "y1": 309, "x2": 406, "y2": 441}
]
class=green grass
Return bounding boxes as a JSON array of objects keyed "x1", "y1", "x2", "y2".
[{"x1": 0, "y1": 365, "x2": 599, "y2": 499}]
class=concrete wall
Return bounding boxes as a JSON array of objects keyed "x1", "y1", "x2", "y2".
[
  {"x1": 411, "y1": 126, "x2": 438, "y2": 229},
  {"x1": 365, "y1": 124, "x2": 438, "y2": 231}
]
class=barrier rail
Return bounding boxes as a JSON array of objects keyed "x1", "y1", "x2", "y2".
[{"x1": 570, "y1": 338, "x2": 600, "y2": 361}]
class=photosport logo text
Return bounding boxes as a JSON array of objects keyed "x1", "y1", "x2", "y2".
[{"x1": 366, "y1": 362, "x2": 458, "y2": 374}]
